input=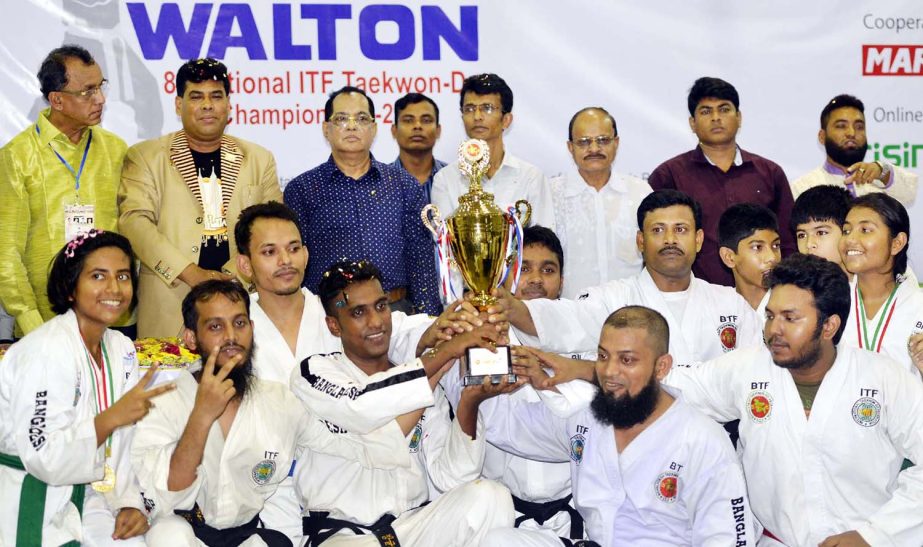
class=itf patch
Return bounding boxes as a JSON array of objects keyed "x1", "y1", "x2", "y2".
[
  {"x1": 570, "y1": 433, "x2": 586, "y2": 464},
  {"x1": 852, "y1": 397, "x2": 881, "y2": 427},
  {"x1": 251, "y1": 459, "x2": 277, "y2": 485}
]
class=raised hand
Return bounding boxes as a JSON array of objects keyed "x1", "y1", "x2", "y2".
[
  {"x1": 96, "y1": 364, "x2": 175, "y2": 445},
  {"x1": 191, "y1": 350, "x2": 240, "y2": 424}
]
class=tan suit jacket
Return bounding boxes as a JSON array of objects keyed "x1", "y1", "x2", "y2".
[{"x1": 118, "y1": 131, "x2": 282, "y2": 338}]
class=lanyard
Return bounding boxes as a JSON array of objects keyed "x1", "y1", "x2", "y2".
[
  {"x1": 35, "y1": 124, "x2": 93, "y2": 194},
  {"x1": 855, "y1": 283, "x2": 900, "y2": 352},
  {"x1": 82, "y1": 340, "x2": 115, "y2": 454}
]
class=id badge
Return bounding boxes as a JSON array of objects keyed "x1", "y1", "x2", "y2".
[{"x1": 64, "y1": 203, "x2": 95, "y2": 242}]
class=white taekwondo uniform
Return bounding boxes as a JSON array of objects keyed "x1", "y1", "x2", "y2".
[
  {"x1": 0, "y1": 311, "x2": 145, "y2": 547},
  {"x1": 666, "y1": 344, "x2": 923, "y2": 546},
  {"x1": 791, "y1": 162, "x2": 918, "y2": 205},
  {"x1": 291, "y1": 352, "x2": 514, "y2": 546},
  {"x1": 477, "y1": 385, "x2": 755, "y2": 547},
  {"x1": 131, "y1": 371, "x2": 409, "y2": 546},
  {"x1": 521, "y1": 269, "x2": 761, "y2": 369},
  {"x1": 249, "y1": 288, "x2": 434, "y2": 540},
  {"x1": 841, "y1": 271, "x2": 923, "y2": 374}
]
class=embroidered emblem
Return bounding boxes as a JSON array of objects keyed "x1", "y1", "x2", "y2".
[
  {"x1": 577, "y1": 292, "x2": 590, "y2": 301},
  {"x1": 408, "y1": 423, "x2": 423, "y2": 453},
  {"x1": 655, "y1": 472, "x2": 679, "y2": 502},
  {"x1": 717, "y1": 322, "x2": 737, "y2": 352},
  {"x1": 852, "y1": 397, "x2": 881, "y2": 427},
  {"x1": 747, "y1": 390, "x2": 773, "y2": 423},
  {"x1": 251, "y1": 459, "x2": 277, "y2": 485},
  {"x1": 569, "y1": 433, "x2": 586, "y2": 464}
]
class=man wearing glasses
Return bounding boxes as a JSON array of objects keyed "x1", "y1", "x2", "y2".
[
  {"x1": 551, "y1": 107, "x2": 652, "y2": 299},
  {"x1": 284, "y1": 86, "x2": 442, "y2": 316},
  {"x1": 118, "y1": 58, "x2": 282, "y2": 338},
  {"x1": 432, "y1": 73, "x2": 555, "y2": 230},
  {"x1": 0, "y1": 45, "x2": 128, "y2": 339}
]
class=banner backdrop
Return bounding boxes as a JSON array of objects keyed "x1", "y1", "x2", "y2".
[{"x1": 2, "y1": 0, "x2": 922, "y2": 268}]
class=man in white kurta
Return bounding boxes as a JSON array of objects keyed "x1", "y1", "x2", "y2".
[
  {"x1": 289, "y1": 262, "x2": 514, "y2": 545},
  {"x1": 481, "y1": 306, "x2": 755, "y2": 547},
  {"x1": 0, "y1": 311, "x2": 145, "y2": 545},
  {"x1": 550, "y1": 107, "x2": 652, "y2": 298},
  {"x1": 667, "y1": 253, "x2": 923, "y2": 546},
  {"x1": 431, "y1": 73, "x2": 554, "y2": 230},
  {"x1": 791, "y1": 94, "x2": 917, "y2": 205},
  {"x1": 507, "y1": 190, "x2": 761, "y2": 370}
]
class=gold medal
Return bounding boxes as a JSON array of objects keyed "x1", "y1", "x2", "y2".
[{"x1": 91, "y1": 462, "x2": 116, "y2": 493}]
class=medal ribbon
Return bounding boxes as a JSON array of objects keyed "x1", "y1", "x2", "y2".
[
  {"x1": 35, "y1": 124, "x2": 93, "y2": 195},
  {"x1": 856, "y1": 283, "x2": 900, "y2": 352},
  {"x1": 83, "y1": 340, "x2": 116, "y2": 455}
]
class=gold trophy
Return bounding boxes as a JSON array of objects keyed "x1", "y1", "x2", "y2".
[{"x1": 422, "y1": 139, "x2": 531, "y2": 385}]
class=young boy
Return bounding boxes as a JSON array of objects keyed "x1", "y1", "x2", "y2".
[
  {"x1": 789, "y1": 185, "x2": 853, "y2": 275},
  {"x1": 718, "y1": 203, "x2": 782, "y2": 315}
]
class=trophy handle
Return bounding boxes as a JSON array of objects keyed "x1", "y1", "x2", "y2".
[
  {"x1": 421, "y1": 204, "x2": 444, "y2": 239},
  {"x1": 513, "y1": 199, "x2": 532, "y2": 227}
]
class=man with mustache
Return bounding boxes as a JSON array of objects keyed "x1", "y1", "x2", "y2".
[
  {"x1": 390, "y1": 93, "x2": 446, "y2": 204},
  {"x1": 432, "y1": 73, "x2": 555, "y2": 229},
  {"x1": 0, "y1": 45, "x2": 129, "y2": 338},
  {"x1": 479, "y1": 306, "x2": 755, "y2": 546},
  {"x1": 792, "y1": 94, "x2": 918, "y2": 205},
  {"x1": 504, "y1": 190, "x2": 761, "y2": 371},
  {"x1": 131, "y1": 280, "x2": 411, "y2": 546},
  {"x1": 119, "y1": 58, "x2": 282, "y2": 338},
  {"x1": 550, "y1": 107, "x2": 652, "y2": 299},
  {"x1": 666, "y1": 253, "x2": 923, "y2": 546}
]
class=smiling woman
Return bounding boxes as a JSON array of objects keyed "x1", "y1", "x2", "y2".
[{"x1": 0, "y1": 230, "x2": 175, "y2": 545}]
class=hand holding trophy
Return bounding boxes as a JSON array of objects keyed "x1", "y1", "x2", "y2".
[{"x1": 422, "y1": 139, "x2": 531, "y2": 385}]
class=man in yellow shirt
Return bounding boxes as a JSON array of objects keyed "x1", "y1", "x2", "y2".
[{"x1": 0, "y1": 45, "x2": 128, "y2": 338}]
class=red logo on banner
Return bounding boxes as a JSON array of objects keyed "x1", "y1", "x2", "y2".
[{"x1": 863, "y1": 45, "x2": 923, "y2": 76}]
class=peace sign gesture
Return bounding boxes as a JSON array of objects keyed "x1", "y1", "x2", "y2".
[
  {"x1": 95, "y1": 364, "x2": 175, "y2": 446},
  {"x1": 190, "y1": 350, "x2": 241, "y2": 424}
]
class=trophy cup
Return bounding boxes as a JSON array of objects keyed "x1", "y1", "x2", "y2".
[{"x1": 422, "y1": 139, "x2": 531, "y2": 385}]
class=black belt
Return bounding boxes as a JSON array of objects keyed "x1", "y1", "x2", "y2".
[
  {"x1": 175, "y1": 503, "x2": 292, "y2": 547},
  {"x1": 513, "y1": 493, "x2": 585, "y2": 541},
  {"x1": 304, "y1": 510, "x2": 401, "y2": 546}
]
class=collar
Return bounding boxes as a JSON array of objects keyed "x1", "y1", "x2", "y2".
[
  {"x1": 35, "y1": 108, "x2": 91, "y2": 148},
  {"x1": 700, "y1": 145, "x2": 743, "y2": 167},
  {"x1": 486, "y1": 149, "x2": 521, "y2": 180},
  {"x1": 327, "y1": 154, "x2": 381, "y2": 179},
  {"x1": 822, "y1": 159, "x2": 849, "y2": 176},
  {"x1": 393, "y1": 156, "x2": 446, "y2": 178}
]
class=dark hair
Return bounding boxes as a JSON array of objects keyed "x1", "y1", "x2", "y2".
[
  {"x1": 460, "y1": 73, "x2": 513, "y2": 114},
  {"x1": 768, "y1": 254, "x2": 850, "y2": 344},
  {"x1": 568, "y1": 107, "x2": 618, "y2": 141},
  {"x1": 324, "y1": 86, "x2": 375, "y2": 121},
  {"x1": 523, "y1": 225, "x2": 564, "y2": 274},
  {"x1": 38, "y1": 45, "x2": 95, "y2": 101},
  {"x1": 820, "y1": 94, "x2": 864, "y2": 129},
  {"x1": 318, "y1": 260, "x2": 383, "y2": 316},
  {"x1": 790, "y1": 185, "x2": 853, "y2": 233},
  {"x1": 181, "y1": 279, "x2": 251, "y2": 330},
  {"x1": 176, "y1": 58, "x2": 230, "y2": 97},
  {"x1": 47, "y1": 230, "x2": 138, "y2": 315},
  {"x1": 603, "y1": 305, "x2": 669, "y2": 357},
  {"x1": 394, "y1": 93, "x2": 439, "y2": 126},
  {"x1": 687, "y1": 77, "x2": 739, "y2": 116},
  {"x1": 718, "y1": 203, "x2": 779, "y2": 251},
  {"x1": 235, "y1": 201, "x2": 300, "y2": 256},
  {"x1": 636, "y1": 190, "x2": 703, "y2": 231},
  {"x1": 850, "y1": 193, "x2": 910, "y2": 278}
]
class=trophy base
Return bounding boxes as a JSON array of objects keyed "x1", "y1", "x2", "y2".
[{"x1": 463, "y1": 346, "x2": 514, "y2": 386}]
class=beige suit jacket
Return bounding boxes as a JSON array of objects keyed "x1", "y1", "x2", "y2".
[{"x1": 118, "y1": 131, "x2": 282, "y2": 338}]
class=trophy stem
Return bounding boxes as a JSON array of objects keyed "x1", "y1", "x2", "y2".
[{"x1": 470, "y1": 292, "x2": 496, "y2": 312}]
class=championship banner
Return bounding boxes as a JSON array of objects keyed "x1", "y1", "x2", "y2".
[{"x1": 2, "y1": 0, "x2": 922, "y2": 268}]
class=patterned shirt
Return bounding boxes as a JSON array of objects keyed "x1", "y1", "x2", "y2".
[
  {"x1": 390, "y1": 156, "x2": 447, "y2": 205},
  {"x1": 284, "y1": 155, "x2": 441, "y2": 315}
]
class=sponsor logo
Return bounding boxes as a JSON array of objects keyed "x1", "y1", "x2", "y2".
[
  {"x1": 408, "y1": 423, "x2": 423, "y2": 453},
  {"x1": 718, "y1": 323, "x2": 737, "y2": 352},
  {"x1": 852, "y1": 397, "x2": 881, "y2": 427},
  {"x1": 871, "y1": 142, "x2": 923, "y2": 169},
  {"x1": 862, "y1": 45, "x2": 923, "y2": 76},
  {"x1": 655, "y1": 472, "x2": 679, "y2": 502},
  {"x1": 570, "y1": 433, "x2": 586, "y2": 464},
  {"x1": 251, "y1": 459, "x2": 277, "y2": 485},
  {"x1": 747, "y1": 390, "x2": 773, "y2": 423},
  {"x1": 127, "y1": 3, "x2": 478, "y2": 61}
]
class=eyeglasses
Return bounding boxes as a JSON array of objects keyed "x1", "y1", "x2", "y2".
[
  {"x1": 329, "y1": 113, "x2": 375, "y2": 128},
  {"x1": 571, "y1": 135, "x2": 615, "y2": 148},
  {"x1": 461, "y1": 103, "x2": 500, "y2": 116},
  {"x1": 59, "y1": 80, "x2": 109, "y2": 100}
]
